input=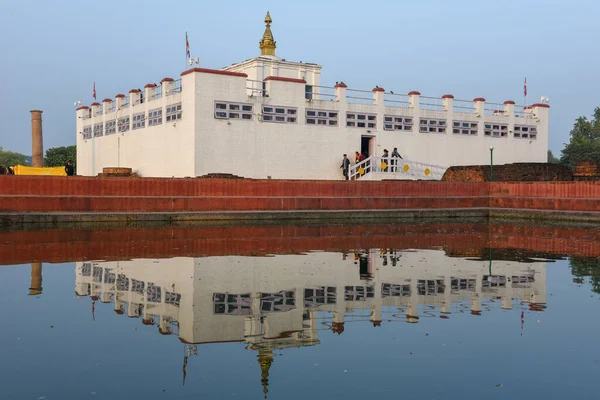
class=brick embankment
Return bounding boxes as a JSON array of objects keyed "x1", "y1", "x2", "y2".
[{"x1": 1, "y1": 176, "x2": 600, "y2": 224}]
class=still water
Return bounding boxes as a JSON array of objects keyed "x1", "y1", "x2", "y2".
[{"x1": 1, "y1": 222, "x2": 600, "y2": 399}]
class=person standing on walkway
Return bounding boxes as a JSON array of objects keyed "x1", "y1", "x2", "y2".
[
  {"x1": 391, "y1": 147, "x2": 403, "y2": 172},
  {"x1": 65, "y1": 160, "x2": 75, "y2": 176},
  {"x1": 340, "y1": 154, "x2": 350, "y2": 180},
  {"x1": 382, "y1": 149, "x2": 389, "y2": 172}
]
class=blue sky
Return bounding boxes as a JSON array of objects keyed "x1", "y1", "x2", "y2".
[{"x1": 1, "y1": 0, "x2": 598, "y2": 156}]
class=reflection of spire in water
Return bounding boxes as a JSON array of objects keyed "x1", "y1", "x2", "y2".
[
  {"x1": 521, "y1": 310, "x2": 524, "y2": 336},
  {"x1": 182, "y1": 355, "x2": 188, "y2": 386},
  {"x1": 29, "y1": 262, "x2": 43, "y2": 296},
  {"x1": 258, "y1": 350, "x2": 274, "y2": 399}
]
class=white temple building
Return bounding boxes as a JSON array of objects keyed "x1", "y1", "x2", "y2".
[{"x1": 76, "y1": 12, "x2": 550, "y2": 180}]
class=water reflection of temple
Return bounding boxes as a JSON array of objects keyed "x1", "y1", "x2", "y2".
[{"x1": 74, "y1": 249, "x2": 545, "y2": 394}]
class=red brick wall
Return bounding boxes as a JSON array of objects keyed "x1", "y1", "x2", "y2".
[{"x1": 1, "y1": 176, "x2": 600, "y2": 213}]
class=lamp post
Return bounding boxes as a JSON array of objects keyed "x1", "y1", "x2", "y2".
[{"x1": 489, "y1": 146, "x2": 494, "y2": 182}]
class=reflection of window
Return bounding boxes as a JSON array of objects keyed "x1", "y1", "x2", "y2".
[
  {"x1": 383, "y1": 115, "x2": 413, "y2": 131},
  {"x1": 132, "y1": 279, "x2": 144, "y2": 295},
  {"x1": 304, "y1": 287, "x2": 336, "y2": 308},
  {"x1": 81, "y1": 263, "x2": 91, "y2": 276},
  {"x1": 344, "y1": 286, "x2": 374, "y2": 301},
  {"x1": 92, "y1": 267, "x2": 103, "y2": 283},
  {"x1": 213, "y1": 293, "x2": 252, "y2": 315},
  {"x1": 165, "y1": 292, "x2": 181, "y2": 307},
  {"x1": 451, "y1": 278, "x2": 476, "y2": 292},
  {"x1": 104, "y1": 269, "x2": 116, "y2": 284},
  {"x1": 381, "y1": 283, "x2": 411, "y2": 297},
  {"x1": 117, "y1": 274, "x2": 129, "y2": 291},
  {"x1": 261, "y1": 290, "x2": 296, "y2": 312},
  {"x1": 147, "y1": 283, "x2": 162, "y2": 303},
  {"x1": 417, "y1": 279, "x2": 445, "y2": 295},
  {"x1": 512, "y1": 275, "x2": 535, "y2": 288},
  {"x1": 347, "y1": 113, "x2": 376, "y2": 129},
  {"x1": 482, "y1": 275, "x2": 507, "y2": 288}
]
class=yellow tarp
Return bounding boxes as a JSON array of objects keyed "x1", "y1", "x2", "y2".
[{"x1": 13, "y1": 165, "x2": 67, "y2": 176}]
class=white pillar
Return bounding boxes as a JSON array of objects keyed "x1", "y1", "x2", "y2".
[
  {"x1": 102, "y1": 98, "x2": 113, "y2": 114},
  {"x1": 408, "y1": 91, "x2": 421, "y2": 111},
  {"x1": 144, "y1": 83, "x2": 158, "y2": 102},
  {"x1": 473, "y1": 97, "x2": 485, "y2": 116},
  {"x1": 129, "y1": 89, "x2": 142, "y2": 106},
  {"x1": 115, "y1": 94, "x2": 126, "y2": 110},
  {"x1": 161, "y1": 77, "x2": 175, "y2": 96}
]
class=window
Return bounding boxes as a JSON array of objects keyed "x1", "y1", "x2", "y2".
[
  {"x1": 482, "y1": 275, "x2": 507, "y2": 289},
  {"x1": 93, "y1": 123, "x2": 103, "y2": 137},
  {"x1": 381, "y1": 283, "x2": 411, "y2": 297},
  {"x1": 118, "y1": 116, "x2": 130, "y2": 133},
  {"x1": 384, "y1": 115, "x2": 413, "y2": 131},
  {"x1": 451, "y1": 278, "x2": 476, "y2": 292},
  {"x1": 260, "y1": 290, "x2": 296, "y2": 312},
  {"x1": 83, "y1": 126, "x2": 92, "y2": 139},
  {"x1": 306, "y1": 109, "x2": 338, "y2": 126},
  {"x1": 417, "y1": 279, "x2": 445, "y2": 295},
  {"x1": 93, "y1": 267, "x2": 103, "y2": 283},
  {"x1": 262, "y1": 105, "x2": 297, "y2": 123},
  {"x1": 104, "y1": 269, "x2": 115, "y2": 284},
  {"x1": 147, "y1": 283, "x2": 162, "y2": 303},
  {"x1": 304, "y1": 287, "x2": 337, "y2": 308},
  {"x1": 514, "y1": 125, "x2": 537, "y2": 139},
  {"x1": 131, "y1": 279, "x2": 144, "y2": 295},
  {"x1": 81, "y1": 263, "x2": 91, "y2": 276},
  {"x1": 484, "y1": 123, "x2": 508, "y2": 137},
  {"x1": 347, "y1": 113, "x2": 377, "y2": 129},
  {"x1": 116, "y1": 274, "x2": 129, "y2": 291},
  {"x1": 166, "y1": 103, "x2": 182, "y2": 121},
  {"x1": 148, "y1": 108, "x2": 162, "y2": 126},
  {"x1": 165, "y1": 292, "x2": 181, "y2": 307},
  {"x1": 452, "y1": 121, "x2": 478, "y2": 135},
  {"x1": 105, "y1": 120, "x2": 116, "y2": 136},
  {"x1": 512, "y1": 275, "x2": 535, "y2": 288},
  {"x1": 213, "y1": 293, "x2": 252, "y2": 315},
  {"x1": 215, "y1": 101, "x2": 253, "y2": 120},
  {"x1": 419, "y1": 119, "x2": 446, "y2": 133},
  {"x1": 305, "y1": 85, "x2": 313, "y2": 100},
  {"x1": 132, "y1": 112, "x2": 145, "y2": 130},
  {"x1": 344, "y1": 286, "x2": 374, "y2": 301}
]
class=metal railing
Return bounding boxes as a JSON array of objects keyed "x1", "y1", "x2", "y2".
[
  {"x1": 384, "y1": 92, "x2": 410, "y2": 108},
  {"x1": 346, "y1": 88, "x2": 374, "y2": 105},
  {"x1": 419, "y1": 96, "x2": 444, "y2": 111},
  {"x1": 484, "y1": 102, "x2": 506, "y2": 116},
  {"x1": 246, "y1": 79, "x2": 265, "y2": 97},
  {"x1": 453, "y1": 99, "x2": 475, "y2": 114},
  {"x1": 308, "y1": 85, "x2": 336, "y2": 101},
  {"x1": 349, "y1": 156, "x2": 447, "y2": 181}
]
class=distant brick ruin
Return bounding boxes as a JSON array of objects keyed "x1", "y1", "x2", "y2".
[{"x1": 442, "y1": 163, "x2": 574, "y2": 182}]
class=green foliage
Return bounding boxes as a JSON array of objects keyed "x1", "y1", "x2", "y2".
[
  {"x1": 0, "y1": 146, "x2": 28, "y2": 167},
  {"x1": 560, "y1": 107, "x2": 600, "y2": 169},
  {"x1": 547, "y1": 150, "x2": 560, "y2": 164},
  {"x1": 44, "y1": 146, "x2": 76, "y2": 168},
  {"x1": 569, "y1": 256, "x2": 600, "y2": 294}
]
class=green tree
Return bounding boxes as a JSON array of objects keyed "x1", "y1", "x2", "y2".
[
  {"x1": 0, "y1": 146, "x2": 28, "y2": 167},
  {"x1": 569, "y1": 256, "x2": 600, "y2": 294},
  {"x1": 547, "y1": 150, "x2": 560, "y2": 164},
  {"x1": 560, "y1": 107, "x2": 600, "y2": 169},
  {"x1": 44, "y1": 145, "x2": 76, "y2": 168}
]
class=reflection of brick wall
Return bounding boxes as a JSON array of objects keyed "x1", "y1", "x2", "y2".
[{"x1": 3, "y1": 222, "x2": 600, "y2": 265}]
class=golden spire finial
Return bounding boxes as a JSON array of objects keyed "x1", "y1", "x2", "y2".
[
  {"x1": 258, "y1": 350, "x2": 274, "y2": 398},
  {"x1": 259, "y1": 11, "x2": 276, "y2": 56}
]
